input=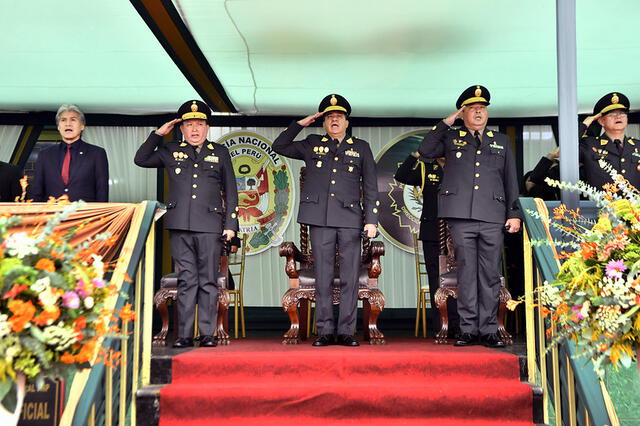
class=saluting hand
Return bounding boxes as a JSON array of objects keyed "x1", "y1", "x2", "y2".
[
  {"x1": 582, "y1": 113, "x2": 602, "y2": 127},
  {"x1": 297, "y1": 112, "x2": 323, "y2": 127},
  {"x1": 155, "y1": 118, "x2": 182, "y2": 136},
  {"x1": 411, "y1": 151, "x2": 420, "y2": 158},
  {"x1": 443, "y1": 107, "x2": 465, "y2": 127}
]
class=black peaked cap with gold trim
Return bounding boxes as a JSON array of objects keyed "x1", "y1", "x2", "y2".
[
  {"x1": 456, "y1": 85, "x2": 491, "y2": 109},
  {"x1": 593, "y1": 92, "x2": 629, "y2": 116},
  {"x1": 177, "y1": 100, "x2": 212, "y2": 122},
  {"x1": 318, "y1": 94, "x2": 351, "y2": 117}
]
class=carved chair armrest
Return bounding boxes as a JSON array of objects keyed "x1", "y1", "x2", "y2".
[
  {"x1": 279, "y1": 242, "x2": 311, "y2": 278},
  {"x1": 362, "y1": 240, "x2": 385, "y2": 279}
]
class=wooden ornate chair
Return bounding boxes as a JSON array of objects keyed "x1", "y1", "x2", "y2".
[
  {"x1": 412, "y1": 233, "x2": 429, "y2": 338},
  {"x1": 280, "y1": 167, "x2": 386, "y2": 345},
  {"x1": 433, "y1": 219, "x2": 513, "y2": 345},
  {"x1": 152, "y1": 239, "x2": 239, "y2": 347},
  {"x1": 226, "y1": 234, "x2": 248, "y2": 339}
]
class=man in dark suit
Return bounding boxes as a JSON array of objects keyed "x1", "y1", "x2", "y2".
[
  {"x1": 273, "y1": 94, "x2": 379, "y2": 347},
  {"x1": 30, "y1": 104, "x2": 109, "y2": 202},
  {"x1": 419, "y1": 85, "x2": 520, "y2": 348},
  {"x1": 394, "y1": 153, "x2": 459, "y2": 337},
  {"x1": 579, "y1": 92, "x2": 640, "y2": 190},
  {"x1": 0, "y1": 161, "x2": 22, "y2": 202},
  {"x1": 134, "y1": 100, "x2": 238, "y2": 348}
]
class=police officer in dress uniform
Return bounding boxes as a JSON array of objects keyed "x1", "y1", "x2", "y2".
[
  {"x1": 134, "y1": 100, "x2": 238, "y2": 348},
  {"x1": 419, "y1": 85, "x2": 521, "y2": 348},
  {"x1": 273, "y1": 94, "x2": 379, "y2": 347},
  {"x1": 579, "y1": 92, "x2": 640, "y2": 190},
  {"x1": 394, "y1": 153, "x2": 460, "y2": 337}
]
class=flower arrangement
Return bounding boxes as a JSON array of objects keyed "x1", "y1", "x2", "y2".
[
  {"x1": 0, "y1": 201, "x2": 133, "y2": 412},
  {"x1": 520, "y1": 164, "x2": 640, "y2": 378}
]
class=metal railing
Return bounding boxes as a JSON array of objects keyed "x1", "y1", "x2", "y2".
[
  {"x1": 58, "y1": 201, "x2": 159, "y2": 426},
  {"x1": 520, "y1": 198, "x2": 619, "y2": 426}
]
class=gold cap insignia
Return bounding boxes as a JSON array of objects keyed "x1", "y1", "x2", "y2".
[
  {"x1": 330, "y1": 95, "x2": 337, "y2": 106},
  {"x1": 191, "y1": 101, "x2": 198, "y2": 112},
  {"x1": 474, "y1": 86, "x2": 482, "y2": 97},
  {"x1": 612, "y1": 94, "x2": 619, "y2": 104}
]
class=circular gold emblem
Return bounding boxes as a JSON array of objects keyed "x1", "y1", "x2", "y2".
[
  {"x1": 330, "y1": 95, "x2": 337, "y2": 106},
  {"x1": 612, "y1": 93, "x2": 619, "y2": 104},
  {"x1": 191, "y1": 101, "x2": 198, "y2": 112},
  {"x1": 474, "y1": 86, "x2": 482, "y2": 97}
]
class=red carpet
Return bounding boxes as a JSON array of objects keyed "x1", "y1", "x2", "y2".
[{"x1": 159, "y1": 339, "x2": 533, "y2": 425}]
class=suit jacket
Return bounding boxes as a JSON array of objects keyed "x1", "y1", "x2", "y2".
[
  {"x1": 0, "y1": 162, "x2": 22, "y2": 202},
  {"x1": 273, "y1": 121, "x2": 378, "y2": 229},
  {"x1": 419, "y1": 121, "x2": 520, "y2": 224},
  {"x1": 394, "y1": 155, "x2": 442, "y2": 241},
  {"x1": 134, "y1": 132, "x2": 239, "y2": 233},
  {"x1": 30, "y1": 140, "x2": 109, "y2": 202},
  {"x1": 579, "y1": 122, "x2": 640, "y2": 190}
]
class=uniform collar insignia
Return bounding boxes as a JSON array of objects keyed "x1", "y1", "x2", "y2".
[
  {"x1": 486, "y1": 130, "x2": 494, "y2": 137},
  {"x1": 207, "y1": 143, "x2": 214, "y2": 149},
  {"x1": 459, "y1": 130, "x2": 467, "y2": 137},
  {"x1": 179, "y1": 142, "x2": 187, "y2": 147},
  {"x1": 346, "y1": 137, "x2": 354, "y2": 144},
  {"x1": 321, "y1": 136, "x2": 328, "y2": 142},
  {"x1": 628, "y1": 138, "x2": 635, "y2": 146},
  {"x1": 600, "y1": 139, "x2": 608, "y2": 146}
]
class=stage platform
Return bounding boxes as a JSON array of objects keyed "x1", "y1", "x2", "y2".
[{"x1": 137, "y1": 338, "x2": 542, "y2": 425}]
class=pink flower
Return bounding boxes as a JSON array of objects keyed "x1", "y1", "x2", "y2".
[
  {"x1": 92, "y1": 278, "x2": 105, "y2": 289},
  {"x1": 75, "y1": 280, "x2": 89, "y2": 298},
  {"x1": 605, "y1": 259, "x2": 626, "y2": 279},
  {"x1": 62, "y1": 291, "x2": 80, "y2": 309}
]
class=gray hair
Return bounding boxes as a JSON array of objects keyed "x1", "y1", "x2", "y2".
[{"x1": 55, "y1": 104, "x2": 86, "y2": 125}]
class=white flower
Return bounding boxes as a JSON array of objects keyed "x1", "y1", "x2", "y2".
[
  {"x1": 91, "y1": 254, "x2": 104, "y2": 280},
  {"x1": 39, "y1": 287, "x2": 60, "y2": 308},
  {"x1": 31, "y1": 276, "x2": 51, "y2": 293},
  {"x1": 5, "y1": 344, "x2": 21, "y2": 360},
  {"x1": 0, "y1": 315, "x2": 10, "y2": 339},
  {"x1": 83, "y1": 296, "x2": 94, "y2": 309},
  {"x1": 42, "y1": 322, "x2": 78, "y2": 351},
  {"x1": 4, "y1": 232, "x2": 38, "y2": 259}
]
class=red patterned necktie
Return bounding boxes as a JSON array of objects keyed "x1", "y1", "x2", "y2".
[{"x1": 61, "y1": 144, "x2": 71, "y2": 185}]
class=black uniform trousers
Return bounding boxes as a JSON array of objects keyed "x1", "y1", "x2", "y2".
[
  {"x1": 447, "y1": 219, "x2": 503, "y2": 336},
  {"x1": 169, "y1": 230, "x2": 222, "y2": 339},
  {"x1": 422, "y1": 240, "x2": 459, "y2": 334},
  {"x1": 310, "y1": 226, "x2": 361, "y2": 336}
]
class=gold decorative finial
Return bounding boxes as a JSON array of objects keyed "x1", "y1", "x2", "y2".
[
  {"x1": 191, "y1": 101, "x2": 198, "y2": 112},
  {"x1": 330, "y1": 95, "x2": 337, "y2": 106},
  {"x1": 474, "y1": 86, "x2": 482, "y2": 97},
  {"x1": 612, "y1": 93, "x2": 619, "y2": 104}
]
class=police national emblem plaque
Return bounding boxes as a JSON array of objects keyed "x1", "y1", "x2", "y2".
[
  {"x1": 217, "y1": 131, "x2": 295, "y2": 255},
  {"x1": 375, "y1": 130, "x2": 429, "y2": 252}
]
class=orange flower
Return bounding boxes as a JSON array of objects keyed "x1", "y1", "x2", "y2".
[
  {"x1": 118, "y1": 304, "x2": 136, "y2": 323},
  {"x1": 74, "y1": 316, "x2": 87, "y2": 331},
  {"x1": 3, "y1": 284, "x2": 29, "y2": 299},
  {"x1": 580, "y1": 242, "x2": 598, "y2": 260},
  {"x1": 8, "y1": 299, "x2": 36, "y2": 332},
  {"x1": 33, "y1": 306, "x2": 60, "y2": 326},
  {"x1": 75, "y1": 339, "x2": 97, "y2": 364},
  {"x1": 35, "y1": 258, "x2": 56, "y2": 272},
  {"x1": 60, "y1": 352, "x2": 75, "y2": 364},
  {"x1": 94, "y1": 319, "x2": 108, "y2": 336}
]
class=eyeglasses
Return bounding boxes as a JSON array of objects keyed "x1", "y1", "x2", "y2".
[{"x1": 607, "y1": 111, "x2": 627, "y2": 118}]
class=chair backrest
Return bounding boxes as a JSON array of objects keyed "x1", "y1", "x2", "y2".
[
  {"x1": 228, "y1": 234, "x2": 248, "y2": 293},
  {"x1": 412, "y1": 233, "x2": 427, "y2": 291},
  {"x1": 438, "y1": 219, "x2": 457, "y2": 275}
]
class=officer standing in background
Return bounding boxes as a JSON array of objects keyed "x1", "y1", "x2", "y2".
[
  {"x1": 579, "y1": 92, "x2": 640, "y2": 190},
  {"x1": 134, "y1": 100, "x2": 238, "y2": 348},
  {"x1": 419, "y1": 85, "x2": 520, "y2": 348},
  {"x1": 394, "y1": 153, "x2": 460, "y2": 337},
  {"x1": 273, "y1": 94, "x2": 379, "y2": 347}
]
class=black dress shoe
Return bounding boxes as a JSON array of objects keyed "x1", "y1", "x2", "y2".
[
  {"x1": 173, "y1": 337, "x2": 194, "y2": 348},
  {"x1": 454, "y1": 332, "x2": 478, "y2": 347},
  {"x1": 448, "y1": 328, "x2": 462, "y2": 340},
  {"x1": 199, "y1": 335, "x2": 217, "y2": 347},
  {"x1": 312, "y1": 334, "x2": 335, "y2": 346},
  {"x1": 481, "y1": 333, "x2": 505, "y2": 348},
  {"x1": 336, "y1": 334, "x2": 360, "y2": 347}
]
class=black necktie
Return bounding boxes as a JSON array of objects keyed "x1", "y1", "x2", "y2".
[
  {"x1": 614, "y1": 139, "x2": 622, "y2": 154},
  {"x1": 474, "y1": 130, "x2": 481, "y2": 147},
  {"x1": 333, "y1": 138, "x2": 340, "y2": 148}
]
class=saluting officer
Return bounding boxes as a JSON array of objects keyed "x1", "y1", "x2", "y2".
[
  {"x1": 394, "y1": 153, "x2": 460, "y2": 337},
  {"x1": 273, "y1": 94, "x2": 379, "y2": 347},
  {"x1": 134, "y1": 100, "x2": 238, "y2": 348},
  {"x1": 419, "y1": 85, "x2": 520, "y2": 348},
  {"x1": 580, "y1": 92, "x2": 640, "y2": 190}
]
